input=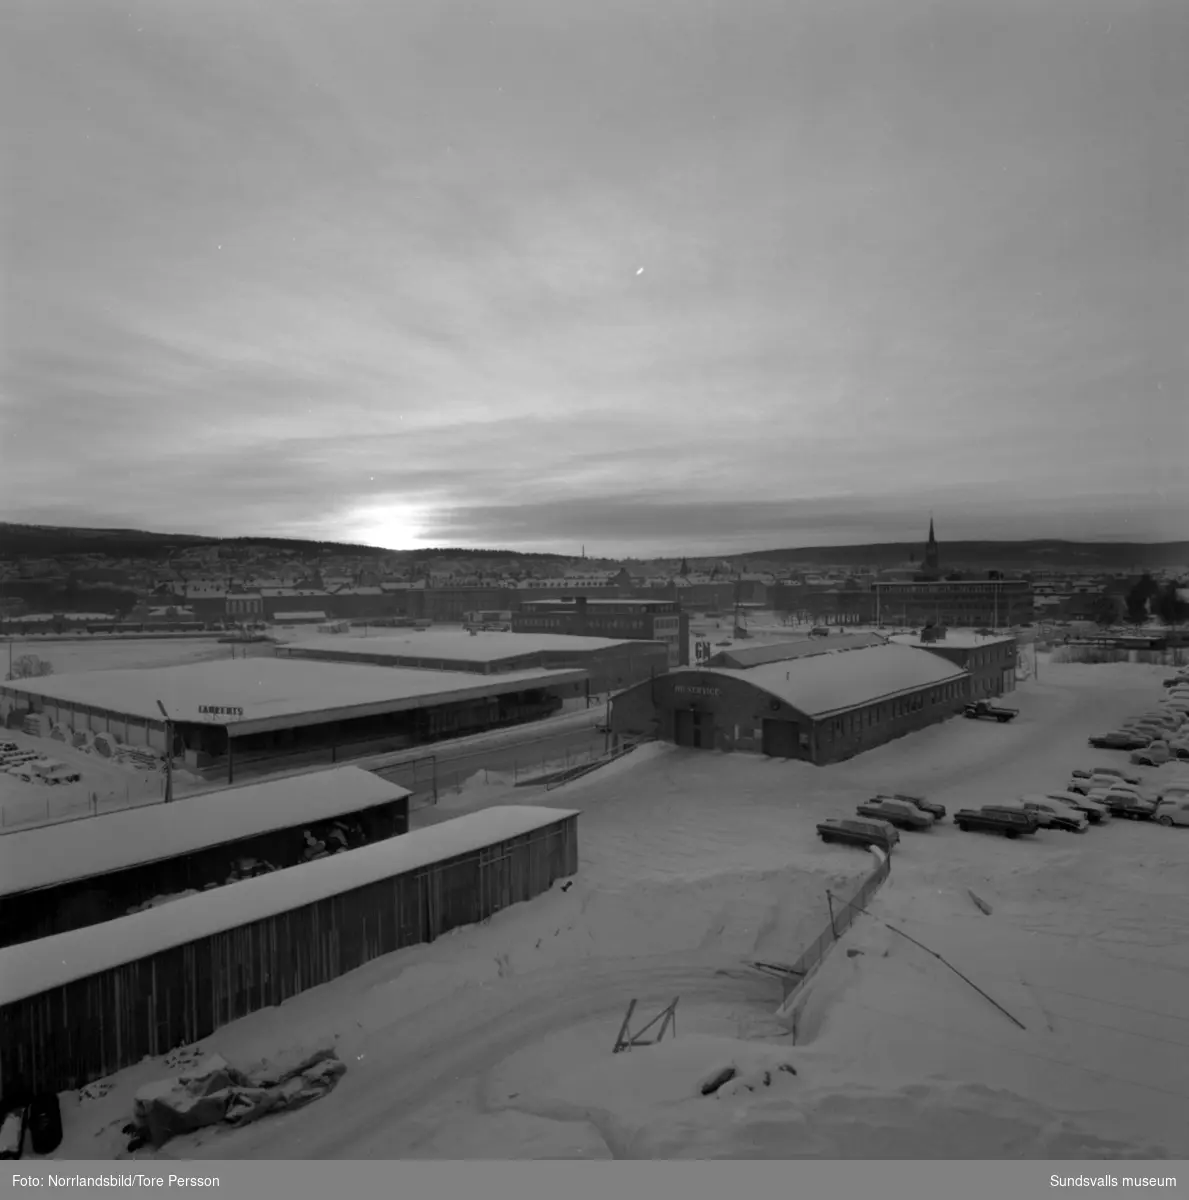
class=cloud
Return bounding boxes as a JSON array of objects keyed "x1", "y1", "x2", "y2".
[{"x1": 2, "y1": 0, "x2": 1186, "y2": 554}]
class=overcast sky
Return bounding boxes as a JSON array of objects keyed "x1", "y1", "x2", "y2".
[{"x1": 2, "y1": 0, "x2": 1186, "y2": 556}]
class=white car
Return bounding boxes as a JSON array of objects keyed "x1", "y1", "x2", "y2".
[
  {"x1": 1069, "y1": 773, "x2": 1143, "y2": 796},
  {"x1": 1071, "y1": 766, "x2": 1141, "y2": 786},
  {"x1": 1017, "y1": 795, "x2": 1090, "y2": 832},
  {"x1": 1132, "y1": 740, "x2": 1172, "y2": 767},
  {"x1": 1154, "y1": 793, "x2": 1189, "y2": 827},
  {"x1": 1043, "y1": 790, "x2": 1111, "y2": 822}
]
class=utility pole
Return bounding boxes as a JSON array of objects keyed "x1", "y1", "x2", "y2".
[{"x1": 156, "y1": 700, "x2": 174, "y2": 803}]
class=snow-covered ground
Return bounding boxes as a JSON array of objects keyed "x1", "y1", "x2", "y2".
[{"x1": 30, "y1": 657, "x2": 1187, "y2": 1160}]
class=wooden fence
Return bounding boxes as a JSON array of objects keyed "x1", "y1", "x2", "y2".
[{"x1": 0, "y1": 812, "x2": 578, "y2": 1101}]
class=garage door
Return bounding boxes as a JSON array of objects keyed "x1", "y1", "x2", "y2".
[
  {"x1": 674, "y1": 709, "x2": 713, "y2": 750},
  {"x1": 761, "y1": 718, "x2": 800, "y2": 759}
]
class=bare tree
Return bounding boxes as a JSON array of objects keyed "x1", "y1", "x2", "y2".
[{"x1": 6, "y1": 654, "x2": 54, "y2": 681}]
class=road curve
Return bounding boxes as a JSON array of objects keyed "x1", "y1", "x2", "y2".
[{"x1": 192, "y1": 952, "x2": 778, "y2": 1160}]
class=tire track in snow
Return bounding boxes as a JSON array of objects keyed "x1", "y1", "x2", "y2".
[{"x1": 195, "y1": 953, "x2": 776, "y2": 1160}]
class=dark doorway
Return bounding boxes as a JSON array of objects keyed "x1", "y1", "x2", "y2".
[
  {"x1": 674, "y1": 708, "x2": 713, "y2": 749},
  {"x1": 761, "y1": 718, "x2": 800, "y2": 759}
]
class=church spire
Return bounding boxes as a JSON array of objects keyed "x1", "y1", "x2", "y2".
[{"x1": 924, "y1": 516, "x2": 940, "y2": 573}]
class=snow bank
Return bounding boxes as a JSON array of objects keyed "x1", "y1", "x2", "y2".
[
  {"x1": 0, "y1": 805, "x2": 577, "y2": 1007},
  {"x1": 494, "y1": 1033, "x2": 1157, "y2": 1159},
  {"x1": 0, "y1": 766, "x2": 412, "y2": 897}
]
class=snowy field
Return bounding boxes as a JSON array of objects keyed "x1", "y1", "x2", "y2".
[
  {"x1": 1, "y1": 635, "x2": 249, "y2": 675},
  {"x1": 31, "y1": 657, "x2": 1188, "y2": 1160}
]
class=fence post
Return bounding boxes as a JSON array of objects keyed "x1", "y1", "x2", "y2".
[{"x1": 826, "y1": 890, "x2": 837, "y2": 938}]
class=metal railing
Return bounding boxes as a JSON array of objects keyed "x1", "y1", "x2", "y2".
[{"x1": 777, "y1": 852, "x2": 893, "y2": 1011}]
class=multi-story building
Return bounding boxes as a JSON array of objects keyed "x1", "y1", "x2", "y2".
[
  {"x1": 871, "y1": 579, "x2": 1033, "y2": 628},
  {"x1": 513, "y1": 596, "x2": 690, "y2": 666},
  {"x1": 869, "y1": 520, "x2": 1033, "y2": 628}
]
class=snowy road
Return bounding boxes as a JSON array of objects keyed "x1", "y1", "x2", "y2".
[{"x1": 185, "y1": 953, "x2": 779, "y2": 1159}]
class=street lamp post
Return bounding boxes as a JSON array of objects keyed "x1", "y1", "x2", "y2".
[{"x1": 156, "y1": 699, "x2": 174, "y2": 803}]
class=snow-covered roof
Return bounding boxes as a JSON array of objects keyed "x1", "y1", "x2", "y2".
[
  {"x1": 889, "y1": 631, "x2": 1018, "y2": 649},
  {"x1": 673, "y1": 643, "x2": 969, "y2": 718},
  {"x1": 1, "y1": 658, "x2": 589, "y2": 735},
  {"x1": 0, "y1": 766, "x2": 411, "y2": 898},
  {"x1": 712, "y1": 632, "x2": 889, "y2": 669},
  {"x1": 0, "y1": 806, "x2": 578, "y2": 1006},
  {"x1": 285, "y1": 630, "x2": 646, "y2": 664}
]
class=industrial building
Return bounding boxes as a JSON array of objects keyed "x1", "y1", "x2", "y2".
[
  {"x1": 608, "y1": 640, "x2": 970, "y2": 764},
  {"x1": 278, "y1": 629, "x2": 669, "y2": 693},
  {"x1": 872, "y1": 579, "x2": 1033, "y2": 628},
  {"x1": 0, "y1": 805, "x2": 578, "y2": 1100},
  {"x1": 888, "y1": 629, "x2": 1019, "y2": 698},
  {"x1": 0, "y1": 766, "x2": 411, "y2": 947},
  {"x1": 0, "y1": 657, "x2": 588, "y2": 782},
  {"x1": 512, "y1": 597, "x2": 690, "y2": 666}
]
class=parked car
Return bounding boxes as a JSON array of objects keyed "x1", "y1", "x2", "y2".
[
  {"x1": 954, "y1": 806, "x2": 1040, "y2": 838},
  {"x1": 1131, "y1": 741, "x2": 1172, "y2": 767},
  {"x1": 1154, "y1": 793, "x2": 1189, "y2": 828},
  {"x1": 1071, "y1": 766, "x2": 1141, "y2": 785},
  {"x1": 1068, "y1": 773, "x2": 1142, "y2": 796},
  {"x1": 817, "y1": 817, "x2": 900, "y2": 852},
  {"x1": 855, "y1": 797, "x2": 935, "y2": 830},
  {"x1": 1042, "y1": 791, "x2": 1110, "y2": 823},
  {"x1": 963, "y1": 700, "x2": 1019, "y2": 723},
  {"x1": 1162, "y1": 676, "x2": 1189, "y2": 688},
  {"x1": 876, "y1": 792, "x2": 947, "y2": 819},
  {"x1": 1087, "y1": 732, "x2": 1149, "y2": 750},
  {"x1": 1009, "y1": 798, "x2": 1089, "y2": 833},
  {"x1": 1088, "y1": 787, "x2": 1158, "y2": 820}
]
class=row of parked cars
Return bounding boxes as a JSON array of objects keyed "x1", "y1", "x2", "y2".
[{"x1": 1087, "y1": 676, "x2": 1189, "y2": 764}]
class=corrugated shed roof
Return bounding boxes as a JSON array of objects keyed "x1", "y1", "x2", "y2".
[
  {"x1": 0, "y1": 806, "x2": 578, "y2": 1005},
  {"x1": 711, "y1": 632, "x2": 888, "y2": 669},
  {"x1": 675, "y1": 642, "x2": 968, "y2": 718},
  {"x1": 0, "y1": 766, "x2": 411, "y2": 898}
]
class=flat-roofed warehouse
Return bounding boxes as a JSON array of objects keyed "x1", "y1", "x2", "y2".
[
  {"x1": 278, "y1": 629, "x2": 669, "y2": 693},
  {"x1": 0, "y1": 766, "x2": 412, "y2": 947},
  {"x1": 0, "y1": 657, "x2": 588, "y2": 782},
  {"x1": 609, "y1": 640, "x2": 971, "y2": 763}
]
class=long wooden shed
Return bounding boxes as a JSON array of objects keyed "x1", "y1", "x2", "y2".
[
  {"x1": 0, "y1": 766, "x2": 412, "y2": 947},
  {"x1": 0, "y1": 804, "x2": 578, "y2": 1102}
]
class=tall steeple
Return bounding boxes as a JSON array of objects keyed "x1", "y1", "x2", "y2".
[{"x1": 924, "y1": 516, "x2": 940, "y2": 574}]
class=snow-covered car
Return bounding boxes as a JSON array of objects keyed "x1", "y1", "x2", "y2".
[
  {"x1": 817, "y1": 816, "x2": 900, "y2": 852},
  {"x1": 1071, "y1": 766, "x2": 1141, "y2": 786},
  {"x1": 1087, "y1": 731, "x2": 1148, "y2": 750},
  {"x1": 1154, "y1": 791, "x2": 1189, "y2": 828},
  {"x1": 1013, "y1": 797, "x2": 1089, "y2": 833},
  {"x1": 877, "y1": 792, "x2": 948, "y2": 819},
  {"x1": 1131, "y1": 741, "x2": 1172, "y2": 767},
  {"x1": 1068, "y1": 772, "x2": 1144, "y2": 796},
  {"x1": 855, "y1": 797, "x2": 935, "y2": 830},
  {"x1": 1087, "y1": 787, "x2": 1159, "y2": 820},
  {"x1": 1042, "y1": 791, "x2": 1110, "y2": 822}
]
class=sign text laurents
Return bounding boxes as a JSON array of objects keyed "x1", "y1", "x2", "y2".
[
  {"x1": 198, "y1": 705, "x2": 245, "y2": 717},
  {"x1": 674, "y1": 685, "x2": 721, "y2": 698}
]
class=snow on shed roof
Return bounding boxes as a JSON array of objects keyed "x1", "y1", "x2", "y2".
[
  {"x1": 0, "y1": 805, "x2": 578, "y2": 1007},
  {"x1": 711, "y1": 632, "x2": 889, "y2": 669},
  {"x1": 0, "y1": 657, "x2": 588, "y2": 734},
  {"x1": 677, "y1": 642, "x2": 968, "y2": 718},
  {"x1": 285, "y1": 630, "x2": 646, "y2": 663},
  {"x1": 0, "y1": 766, "x2": 412, "y2": 898},
  {"x1": 889, "y1": 630, "x2": 1018, "y2": 649}
]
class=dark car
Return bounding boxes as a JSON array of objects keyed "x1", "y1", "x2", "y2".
[
  {"x1": 954, "y1": 806, "x2": 1040, "y2": 838},
  {"x1": 964, "y1": 701, "x2": 1019, "y2": 723},
  {"x1": 1088, "y1": 732, "x2": 1148, "y2": 750},
  {"x1": 817, "y1": 817, "x2": 900, "y2": 853}
]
